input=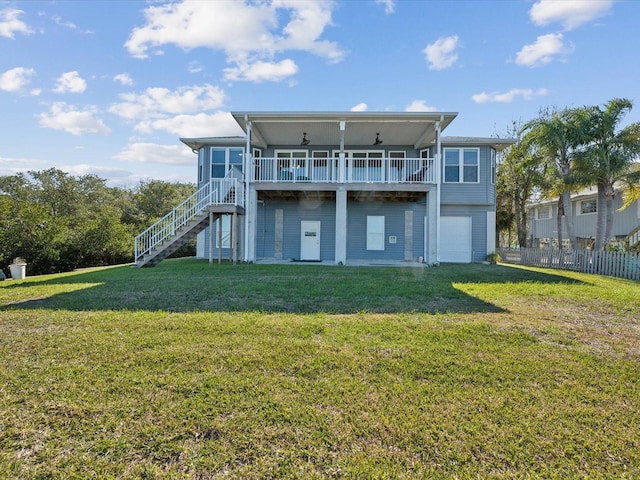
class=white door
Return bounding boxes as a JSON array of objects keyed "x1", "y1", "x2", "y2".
[
  {"x1": 300, "y1": 221, "x2": 321, "y2": 260},
  {"x1": 440, "y1": 216, "x2": 472, "y2": 262}
]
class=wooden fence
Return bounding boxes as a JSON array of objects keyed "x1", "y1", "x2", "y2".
[{"x1": 498, "y1": 247, "x2": 640, "y2": 281}]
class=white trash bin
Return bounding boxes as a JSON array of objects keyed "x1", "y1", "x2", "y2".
[{"x1": 9, "y1": 259, "x2": 27, "y2": 280}]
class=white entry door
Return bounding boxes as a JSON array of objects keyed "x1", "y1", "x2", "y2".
[{"x1": 300, "y1": 221, "x2": 321, "y2": 260}]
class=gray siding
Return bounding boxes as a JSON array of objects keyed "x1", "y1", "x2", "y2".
[
  {"x1": 440, "y1": 146, "x2": 494, "y2": 206},
  {"x1": 529, "y1": 196, "x2": 640, "y2": 243},
  {"x1": 346, "y1": 201, "x2": 421, "y2": 260},
  {"x1": 255, "y1": 198, "x2": 428, "y2": 261},
  {"x1": 257, "y1": 200, "x2": 336, "y2": 260}
]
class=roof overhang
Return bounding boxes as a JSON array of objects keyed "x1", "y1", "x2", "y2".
[
  {"x1": 232, "y1": 111, "x2": 458, "y2": 150},
  {"x1": 179, "y1": 136, "x2": 246, "y2": 152},
  {"x1": 441, "y1": 136, "x2": 516, "y2": 152}
]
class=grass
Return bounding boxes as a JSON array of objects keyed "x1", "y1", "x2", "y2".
[{"x1": 0, "y1": 259, "x2": 638, "y2": 478}]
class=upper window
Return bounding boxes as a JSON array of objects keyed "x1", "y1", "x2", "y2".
[
  {"x1": 537, "y1": 206, "x2": 551, "y2": 220},
  {"x1": 211, "y1": 147, "x2": 244, "y2": 179},
  {"x1": 580, "y1": 199, "x2": 597, "y2": 214},
  {"x1": 443, "y1": 148, "x2": 479, "y2": 183}
]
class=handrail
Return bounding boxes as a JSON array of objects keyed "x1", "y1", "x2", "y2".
[
  {"x1": 134, "y1": 178, "x2": 243, "y2": 262},
  {"x1": 627, "y1": 225, "x2": 640, "y2": 248}
]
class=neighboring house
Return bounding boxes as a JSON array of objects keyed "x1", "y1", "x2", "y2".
[
  {"x1": 134, "y1": 112, "x2": 514, "y2": 267},
  {"x1": 527, "y1": 187, "x2": 640, "y2": 249}
]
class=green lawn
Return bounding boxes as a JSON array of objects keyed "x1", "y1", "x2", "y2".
[{"x1": 1, "y1": 259, "x2": 638, "y2": 479}]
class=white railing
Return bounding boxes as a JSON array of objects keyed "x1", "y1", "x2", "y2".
[
  {"x1": 627, "y1": 226, "x2": 640, "y2": 249},
  {"x1": 252, "y1": 157, "x2": 435, "y2": 184},
  {"x1": 134, "y1": 178, "x2": 243, "y2": 262}
]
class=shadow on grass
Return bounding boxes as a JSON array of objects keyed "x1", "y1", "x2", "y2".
[{"x1": 0, "y1": 258, "x2": 586, "y2": 315}]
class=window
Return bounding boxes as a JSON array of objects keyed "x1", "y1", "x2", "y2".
[
  {"x1": 211, "y1": 147, "x2": 245, "y2": 179},
  {"x1": 215, "y1": 216, "x2": 231, "y2": 248},
  {"x1": 276, "y1": 150, "x2": 308, "y2": 180},
  {"x1": 537, "y1": 206, "x2": 551, "y2": 220},
  {"x1": 580, "y1": 200, "x2": 597, "y2": 214},
  {"x1": 443, "y1": 148, "x2": 479, "y2": 183},
  {"x1": 367, "y1": 216, "x2": 385, "y2": 251}
]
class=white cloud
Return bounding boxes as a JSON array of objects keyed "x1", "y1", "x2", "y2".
[
  {"x1": 0, "y1": 155, "x2": 49, "y2": 176},
  {"x1": 423, "y1": 35, "x2": 459, "y2": 71},
  {"x1": 530, "y1": 0, "x2": 613, "y2": 30},
  {"x1": 114, "y1": 143, "x2": 194, "y2": 165},
  {"x1": 113, "y1": 73, "x2": 133, "y2": 86},
  {"x1": 52, "y1": 14, "x2": 93, "y2": 34},
  {"x1": 515, "y1": 33, "x2": 573, "y2": 67},
  {"x1": 0, "y1": 8, "x2": 33, "y2": 38},
  {"x1": 133, "y1": 112, "x2": 244, "y2": 138},
  {"x1": 54, "y1": 71, "x2": 87, "y2": 93},
  {"x1": 405, "y1": 100, "x2": 438, "y2": 112},
  {"x1": 188, "y1": 61, "x2": 203, "y2": 74},
  {"x1": 64, "y1": 164, "x2": 132, "y2": 179},
  {"x1": 375, "y1": 0, "x2": 395, "y2": 15},
  {"x1": 124, "y1": 1, "x2": 344, "y2": 82},
  {"x1": 350, "y1": 103, "x2": 368, "y2": 112},
  {"x1": 38, "y1": 102, "x2": 111, "y2": 135},
  {"x1": 0, "y1": 67, "x2": 35, "y2": 92},
  {"x1": 223, "y1": 59, "x2": 298, "y2": 83},
  {"x1": 471, "y1": 88, "x2": 549, "y2": 104},
  {"x1": 110, "y1": 84, "x2": 226, "y2": 120}
]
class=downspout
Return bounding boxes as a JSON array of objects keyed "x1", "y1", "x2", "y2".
[
  {"x1": 244, "y1": 117, "x2": 252, "y2": 262},
  {"x1": 436, "y1": 117, "x2": 442, "y2": 264}
]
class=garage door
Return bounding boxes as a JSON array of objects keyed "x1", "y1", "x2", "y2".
[{"x1": 440, "y1": 216, "x2": 472, "y2": 263}]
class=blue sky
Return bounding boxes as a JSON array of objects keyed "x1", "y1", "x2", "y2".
[{"x1": 1, "y1": 0, "x2": 637, "y2": 185}]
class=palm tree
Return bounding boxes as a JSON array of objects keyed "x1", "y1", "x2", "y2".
[
  {"x1": 573, "y1": 98, "x2": 640, "y2": 250},
  {"x1": 522, "y1": 107, "x2": 585, "y2": 250}
]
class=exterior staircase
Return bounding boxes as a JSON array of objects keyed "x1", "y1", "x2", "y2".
[
  {"x1": 134, "y1": 177, "x2": 244, "y2": 267},
  {"x1": 627, "y1": 225, "x2": 640, "y2": 250}
]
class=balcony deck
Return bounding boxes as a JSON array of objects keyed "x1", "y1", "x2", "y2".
[{"x1": 252, "y1": 156, "x2": 435, "y2": 185}]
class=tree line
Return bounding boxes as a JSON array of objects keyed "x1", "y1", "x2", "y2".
[
  {"x1": 0, "y1": 169, "x2": 195, "y2": 276},
  {"x1": 497, "y1": 98, "x2": 640, "y2": 251}
]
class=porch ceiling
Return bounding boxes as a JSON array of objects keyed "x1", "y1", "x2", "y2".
[{"x1": 232, "y1": 112, "x2": 457, "y2": 150}]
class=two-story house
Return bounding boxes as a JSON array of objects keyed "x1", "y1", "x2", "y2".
[
  {"x1": 527, "y1": 186, "x2": 640, "y2": 249},
  {"x1": 134, "y1": 111, "x2": 514, "y2": 267}
]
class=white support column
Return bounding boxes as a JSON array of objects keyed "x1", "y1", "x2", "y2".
[
  {"x1": 335, "y1": 186, "x2": 347, "y2": 265},
  {"x1": 246, "y1": 185, "x2": 257, "y2": 262},
  {"x1": 338, "y1": 121, "x2": 346, "y2": 183},
  {"x1": 487, "y1": 211, "x2": 496, "y2": 257},
  {"x1": 427, "y1": 192, "x2": 438, "y2": 263},
  {"x1": 435, "y1": 118, "x2": 442, "y2": 264},
  {"x1": 243, "y1": 118, "x2": 252, "y2": 262}
]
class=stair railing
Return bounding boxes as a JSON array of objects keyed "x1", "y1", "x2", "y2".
[
  {"x1": 134, "y1": 178, "x2": 243, "y2": 262},
  {"x1": 627, "y1": 225, "x2": 640, "y2": 249}
]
